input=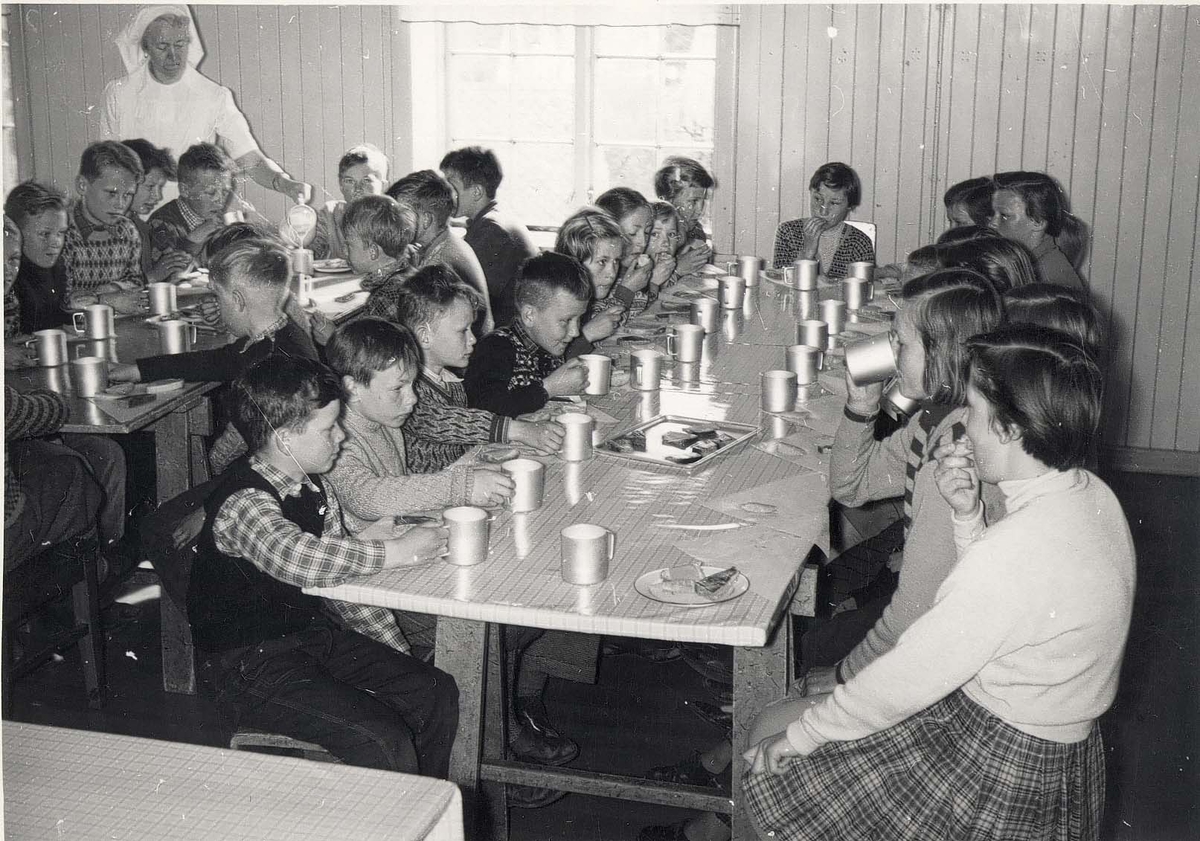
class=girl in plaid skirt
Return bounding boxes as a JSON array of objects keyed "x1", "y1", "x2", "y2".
[{"x1": 743, "y1": 325, "x2": 1134, "y2": 841}]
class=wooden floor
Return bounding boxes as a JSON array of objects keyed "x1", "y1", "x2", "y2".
[{"x1": 5, "y1": 469, "x2": 1197, "y2": 841}]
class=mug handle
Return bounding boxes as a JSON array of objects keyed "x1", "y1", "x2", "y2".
[
  {"x1": 72, "y1": 312, "x2": 86, "y2": 335},
  {"x1": 187, "y1": 324, "x2": 199, "y2": 343},
  {"x1": 605, "y1": 530, "x2": 616, "y2": 561},
  {"x1": 631, "y1": 359, "x2": 642, "y2": 387},
  {"x1": 665, "y1": 332, "x2": 677, "y2": 358}
]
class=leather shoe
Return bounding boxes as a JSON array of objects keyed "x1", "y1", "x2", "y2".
[
  {"x1": 647, "y1": 751, "x2": 726, "y2": 790},
  {"x1": 507, "y1": 784, "x2": 567, "y2": 809},
  {"x1": 637, "y1": 821, "x2": 691, "y2": 841},
  {"x1": 510, "y1": 699, "x2": 579, "y2": 766}
]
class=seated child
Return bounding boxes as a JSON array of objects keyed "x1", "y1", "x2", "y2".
[
  {"x1": 943, "y1": 176, "x2": 995, "y2": 228},
  {"x1": 324, "y1": 316, "x2": 514, "y2": 531},
  {"x1": 653, "y1": 155, "x2": 714, "y2": 274},
  {"x1": 743, "y1": 325, "x2": 1129, "y2": 841},
  {"x1": 439, "y1": 146, "x2": 538, "y2": 327},
  {"x1": 554, "y1": 208, "x2": 628, "y2": 357},
  {"x1": 3, "y1": 215, "x2": 20, "y2": 338},
  {"x1": 62, "y1": 141, "x2": 146, "y2": 313},
  {"x1": 1004, "y1": 283, "x2": 1103, "y2": 361},
  {"x1": 772, "y1": 161, "x2": 875, "y2": 278},
  {"x1": 311, "y1": 143, "x2": 389, "y2": 261},
  {"x1": 464, "y1": 252, "x2": 590, "y2": 417},
  {"x1": 648, "y1": 201, "x2": 682, "y2": 289},
  {"x1": 341, "y1": 194, "x2": 419, "y2": 321},
  {"x1": 121, "y1": 138, "x2": 191, "y2": 283},
  {"x1": 187, "y1": 355, "x2": 459, "y2": 774},
  {"x1": 4, "y1": 182, "x2": 69, "y2": 333},
  {"x1": 387, "y1": 170, "x2": 493, "y2": 331},
  {"x1": 595, "y1": 187, "x2": 655, "y2": 312},
  {"x1": 393, "y1": 264, "x2": 564, "y2": 473},
  {"x1": 148, "y1": 142, "x2": 236, "y2": 265}
]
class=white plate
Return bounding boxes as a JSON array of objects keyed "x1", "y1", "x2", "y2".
[
  {"x1": 634, "y1": 565, "x2": 750, "y2": 606},
  {"x1": 313, "y1": 259, "x2": 350, "y2": 273},
  {"x1": 145, "y1": 378, "x2": 184, "y2": 394}
]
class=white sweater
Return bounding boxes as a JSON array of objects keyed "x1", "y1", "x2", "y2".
[{"x1": 789, "y1": 469, "x2": 1135, "y2": 752}]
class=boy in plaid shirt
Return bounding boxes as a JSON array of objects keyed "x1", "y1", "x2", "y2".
[
  {"x1": 187, "y1": 355, "x2": 458, "y2": 775},
  {"x1": 62, "y1": 141, "x2": 147, "y2": 313}
]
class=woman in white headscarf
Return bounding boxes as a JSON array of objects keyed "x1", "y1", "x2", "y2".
[{"x1": 100, "y1": 5, "x2": 310, "y2": 206}]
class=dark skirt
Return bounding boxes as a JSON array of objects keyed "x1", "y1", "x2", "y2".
[{"x1": 743, "y1": 690, "x2": 1105, "y2": 841}]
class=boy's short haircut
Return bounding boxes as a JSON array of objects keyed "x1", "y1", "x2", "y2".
[
  {"x1": 178, "y1": 142, "x2": 235, "y2": 185},
  {"x1": 1004, "y1": 283, "x2": 1104, "y2": 361},
  {"x1": 943, "y1": 177, "x2": 995, "y2": 226},
  {"x1": 232, "y1": 355, "x2": 343, "y2": 454},
  {"x1": 338, "y1": 143, "x2": 390, "y2": 180},
  {"x1": 513, "y1": 252, "x2": 591, "y2": 311},
  {"x1": 967, "y1": 324, "x2": 1103, "y2": 470},
  {"x1": 199, "y1": 221, "x2": 286, "y2": 268},
  {"x1": 385, "y1": 170, "x2": 455, "y2": 228},
  {"x1": 654, "y1": 156, "x2": 715, "y2": 201},
  {"x1": 554, "y1": 207, "x2": 625, "y2": 265},
  {"x1": 935, "y1": 224, "x2": 1001, "y2": 247},
  {"x1": 595, "y1": 187, "x2": 650, "y2": 223},
  {"x1": 340, "y1": 194, "x2": 417, "y2": 258},
  {"x1": 938, "y1": 237, "x2": 1039, "y2": 295},
  {"x1": 439, "y1": 147, "x2": 502, "y2": 199},
  {"x1": 809, "y1": 162, "x2": 862, "y2": 209},
  {"x1": 651, "y1": 200, "x2": 682, "y2": 227},
  {"x1": 394, "y1": 263, "x2": 485, "y2": 333},
  {"x1": 4, "y1": 181, "x2": 68, "y2": 227},
  {"x1": 208, "y1": 237, "x2": 291, "y2": 292},
  {"x1": 902, "y1": 267, "x2": 1005, "y2": 407},
  {"x1": 79, "y1": 140, "x2": 144, "y2": 182},
  {"x1": 121, "y1": 138, "x2": 178, "y2": 181},
  {"x1": 325, "y1": 316, "x2": 422, "y2": 386}
]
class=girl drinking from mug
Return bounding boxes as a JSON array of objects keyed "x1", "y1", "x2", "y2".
[
  {"x1": 772, "y1": 162, "x2": 874, "y2": 277},
  {"x1": 743, "y1": 324, "x2": 1131, "y2": 841},
  {"x1": 555, "y1": 207, "x2": 628, "y2": 357}
]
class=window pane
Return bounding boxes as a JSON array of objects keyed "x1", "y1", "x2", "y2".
[
  {"x1": 511, "y1": 24, "x2": 575, "y2": 55},
  {"x1": 510, "y1": 56, "x2": 575, "y2": 141},
  {"x1": 662, "y1": 25, "x2": 716, "y2": 57},
  {"x1": 659, "y1": 60, "x2": 716, "y2": 146},
  {"x1": 594, "y1": 58, "x2": 658, "y2": 145},
  {"x1": 447, "y1": 55, "x2": 511, "y2": 139},
  {"x1": 595, "y1": 25, "x2": 716, "y2": 58},
  {"x1": 447, "y1": 22, "x2": 510, "y2": 53},
  {"x1": 593, "y1": 145, "x2": 657, "y2": 197},
  {"x1": 504, "y1": 141, "x2": 578, "y2": 225}
]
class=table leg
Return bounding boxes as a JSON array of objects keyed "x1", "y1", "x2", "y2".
[
  {"x1": 152, "y1": 404, "x2": 204, "y2": 695},
  {"x1": 437, "y1": 618, "x2": 489, "y2": 838},
  {"x1": 731, "y1": 622, "x2": 792, "y2": 841},
  {"x1": 482, "y1": 626, "x2": 509, "y2": 840}
]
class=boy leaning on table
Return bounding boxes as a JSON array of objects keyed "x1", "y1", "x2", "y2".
[
  {"x1": 463, "y1": 252, "x2": 590, "y2": 418},
  {"x1": 147, "y1": 142, "x2": 237, "y2": 265},
  {"x1": 187, "y1": 354, "x2": 459, "y2": 775}
]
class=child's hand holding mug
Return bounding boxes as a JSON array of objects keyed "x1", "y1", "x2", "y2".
[
  {"x1": 509, "y1": 418, "x2": 565, "y2": 454},
  {"x1": 469, "y1": 465, "x2": 516, "y2": 508},
  {"x1": 543, "y1": 358, "x2": 589, "y2": 397}
]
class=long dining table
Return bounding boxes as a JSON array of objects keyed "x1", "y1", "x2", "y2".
[{"x1": 308, "y1": 267, "x2": 898, "y2": 840}]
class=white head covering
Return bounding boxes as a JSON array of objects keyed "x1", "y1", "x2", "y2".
[{"x1": 114, "y1": 5, "x2": 205, "y2": 75}]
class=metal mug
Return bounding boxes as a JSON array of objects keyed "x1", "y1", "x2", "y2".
[
  {"x1": 561, "y1": 523, "x2": 615, "y2": 585},
  {"x1": 667, "y1": 324, "x2": 705, "y2": 363},
  {"x1": 738, "y1": 255, "x2": 762, "y2": 288},
  {"x1": 149, "y1": 282, "x2": 178, "y2": 316},
  {"x1": 630, "y1": 349, "x2": 664, "y2": 391},
  {"x1": 691, "y1": 297, "x2": 720, "y2": 333},
  {"x1": 819, "y1": 299, "x2": 847, "y2": 341},
  {"x1": 849, "y1": 261, "x2": 876, "y2": 285},
  {"x1": 843, "y1": 277, "x2": 873, "y2": 311},
  {"x1": 443, "y1": 506, "x2": 490, "y2": 566},
  {"x1": 794, "y1": 259, "x2": 819, "y2": 290},
  {"x1": 761, "y1": 369, "x2": 798, "y2": 413},
  {"x1": 844, "y1": 331, "x2": 899, "y2": 386},
  {"x1": 786, "y1": 344, "x2": 823, "y2": 384},
  {"x1": 558, "y1": 412, "x2": 595, "y2": 462},
  {"x1": 797, "y1": 319, "x2": 829, "y2": 353},
  {"x1": 29, "y1": 329, "x2": 68, "y2": 367},
  {"x1": 580, "y1": 354, "x2": 612, "y2": 396},
  {"x1": 72, "y1": 304, "x2": 115, "y2": 339},
  {"x1": 70, "y1": 356, "x2": 109, "y2": 398},
  {"x1": 718, "y1": 275, "x2": 746, "y2": 309},
  {"x1": 157, "y1": 319, "x2": 198, "y2": 355},
  {"x1": 883, "y1": 378, "x2": 922, "y2": 421},
  {"x1": 503, "y1": 458, "x2": 546, "y2": 513}
]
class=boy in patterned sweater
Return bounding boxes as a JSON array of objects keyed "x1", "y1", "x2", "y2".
[
  {"x1": 464, "y1": 253, "x2": 590, "y2": 417},
  {"x1": 62, "y1": 141, "x2": 147, "y2": 313},
  {"x1": 394, "y1": 264, "x2": 563, "y2": 473},
  {"x1": 147, "y1": 142, "x2": 235, "y2": 266}
]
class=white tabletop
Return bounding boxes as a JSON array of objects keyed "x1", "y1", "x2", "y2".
[
  {"x1": 308, "y1": 276, "x2": 896, "y2": 647},
  {"x1": 2, "y1": 722, "x2": 464, "y2": 841}
]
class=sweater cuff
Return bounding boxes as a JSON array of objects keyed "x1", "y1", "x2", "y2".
[
  {"x1": 490, "y1": 413, "x2": 510, "y2": 444},
  {"x1": 613, "y1": 285, "x2": 636, "y2": 306},
  {"x1": 843, "y1": 405, "x2": 879, "y2": 424}
]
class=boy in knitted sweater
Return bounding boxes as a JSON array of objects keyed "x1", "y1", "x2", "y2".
[{"x1": 395, "y1": 264, "x2": 563, "y2": 473}]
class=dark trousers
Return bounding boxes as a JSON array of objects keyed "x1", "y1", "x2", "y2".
[
  {"x1": 4, "y1": 440, "x2": 103, "y2": 568},
  {"x1": 207, "y1": 622, "x2": 459, "y2": 777}
]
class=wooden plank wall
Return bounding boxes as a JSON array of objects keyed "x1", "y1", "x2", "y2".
[
  {"x1": 7, "y1": 4, "x2": 413, "y2": 224},
  {"x1": 724, "y1": 4, "x2": 1200, "y2": 468}
]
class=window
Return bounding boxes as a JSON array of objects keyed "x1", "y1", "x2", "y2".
[{"x1": 425, "y1": 23, "x2": 718, "y2": 229}]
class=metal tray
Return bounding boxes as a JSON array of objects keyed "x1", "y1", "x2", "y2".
[{"x1": 595, "y1": 414, "x2": 761, "y2": 473}]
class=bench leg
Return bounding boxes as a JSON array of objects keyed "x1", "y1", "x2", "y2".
[{"x1": 72, "y1": 552, "x2": 106, "y2": 709}]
